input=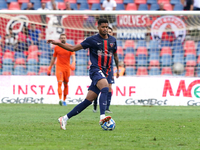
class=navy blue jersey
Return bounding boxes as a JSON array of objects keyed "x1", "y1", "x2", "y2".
[{"x1": 81, "y1": 34, "x2": 117, "y2": 76}]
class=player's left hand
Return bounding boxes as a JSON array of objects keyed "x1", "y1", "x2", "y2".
[
  {"x1": 116, "y1": 70, "x2": 119, "y2": 78},
  {"x1": 47, "y1": 40, "x2": 59, "y2": 45}
]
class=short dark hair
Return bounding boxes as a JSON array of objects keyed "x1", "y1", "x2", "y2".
[
  {"x1": 60, "y1": 33, "x2": 66, "y2": 37},
  {"x1": 9, "y1": 27, "x2": 12, "y2": 30},
  {"x1": 108, "y1": 26, "x2": 113, "y2": 31},
  {"x1": 98, "y1": 18, "x2": 108, "y2": 26}
]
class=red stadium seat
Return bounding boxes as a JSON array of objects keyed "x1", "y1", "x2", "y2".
[
  {"x1": 27, "y1": 72, "x2": 37, "y2": 75},
  {"x1": 39, "y1": 66, "x2": 48, "y2": 75},
  {"x1": 27, "y1": 51, "x2": 39, "y2": 62},
  {"x1": 65, "y1": 0, "x2": 77, "y2": 3},
  {"x1": 136, "y1": 47, "x2": 148, "y2": 56},
  {"x1": 135, "y1": 0, "x2": 146, "y2": 4},
  {"x1": 161, "y1": 67, "x2": 172, "y2": 75},
  {"x1": 18, "y1": 0, "x2": 29, "y2": 3},
  {"x1": 117, "y1": 46, "x2": 123, "y2": 55},
  {"x1": 9, "y1": 2, "x2": 20, "y2": 10},
  {"x1": 124, "y1": 53, "x2": 135, "y2": 66},
  {"x1": 88, "y1": 0, "x2": 100, "y2": 4},
  {"x1": 184, "y1": 40, "x2": 196, "y2": 56},
  {"x1": 160, "y1": 47, "x2": 172, "y2": 56},
  {"x1": 197, "y1": 56, "x2": 200, "y2": 64},
  {"x1": 158, "y1": 0, "x2": 170, "y2": 4},
  {"x1": 164, "y1": 3, "x2": 172, "y2": 10},
  {"x1": 186, "y1": 61, "x2": 196, "y2": 67},
  {"x1": 3, "y1": 51, "x2": 14, "y2": 61},
  {"x1": 185, "y1": 67, "x2": 195, "y2": 77},
  {"x1": 41, "y1": 0, "x2": 51, "y2": 2},
  {"x1": 126, "y1": 3, "x2": 137, "y2": 10},
  {"x1": 71, "y1": 70, "x2": 75, "y2": 75},
  {"x1": 149, "y1": 60, "x2": 160, "y2": 68},
  {"x1": 124, "y1": 40, "x2": 135, "y2": 49},
  {"x1": 115, "y1": 0, "x2": 123, "y2": 3},
  {"x1": 28, "y1": 45, "x2": 39, "y2": 54},
  {"x1": 77, "y1": 39, "x2": 84, "y2": 44},
  {"x1": 15, "y1": 58, "x2": 26, "y2": 65},
  {"x1": 58, "y1": 2, "x2": 66, "y2": 10},
  {"x1": 2, "y1": 72, "x2": 12, "y2": 75},
  {"x1": 136, "y1": 67, "x2": 148, "y2": 75}
]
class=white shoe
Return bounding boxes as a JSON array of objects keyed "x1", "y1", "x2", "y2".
[
  {"x1": 105, "y1": 110, "x2": 112, "y2": 113},
  {"x1": 99, "y1": 116, "x2": 111, "y2": 125},
  {"x1": 58, "y1": 117, "x2": 67, "y2": 130},
  {"x1": 93, "y1": 109, "x2": 97, "y2": 113}
]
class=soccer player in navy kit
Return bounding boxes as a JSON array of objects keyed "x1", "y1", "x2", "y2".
[
  {"x1": 93, "y1": 26, "x2": 118, "y2": 113},
  {"x1": 48, "y1": 18, "x2": 119, "y2": 130}
]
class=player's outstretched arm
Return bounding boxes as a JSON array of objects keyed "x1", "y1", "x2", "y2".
[
  {"x1": 114, "y1": 53, "x2": 119, "y2": 78},
  {"x1": 47, "y1": 40, "x2": 83, "y2": 52}
]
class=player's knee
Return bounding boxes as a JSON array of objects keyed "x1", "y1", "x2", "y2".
[{"x1": 101, "y1": 87, "x2": 109, "y2": 93}]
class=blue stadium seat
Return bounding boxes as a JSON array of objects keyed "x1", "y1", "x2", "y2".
[
  {"x1": 76, "y1": 50, "x2": 87, "y2": 58},
  {"x1": 2, "y1": 65, "x2": 13, "y2": 75},
  {"x1": 171, "y1": 0, "x2": 181, "y2": 5},
  {"x1": 148, "y1": 40, "x2": 159, "y2": 51},
  {"x1": 66, "y1": 39, "x2": 75, "y2": 45},
  {"x1": 138, "y1": 4, "x2": 148, "y2": 11},
  {"x1": 7, "y1": 0, "x2": 17, "y2": 3},
  {"x1": 0, "y1": 1, "x2": 8, "y2": 9},
  {"x1": 116, "y1": 4, "x2": 125, "y2": 10},
  {"x1": 136, "y1": 40, "x2": 147, "y2": 49},
  {"x1": 27, "y1": 65, "x2": 38, "y2": 74},
  {"x1": 185, "y1": 54, "x2": 196, "y2": 65},
  {"x1": 76, "y1": 58, "x2": 88, "y2": 65},
  {"x1": 161, "y1": 54, "x2": 172, "y2": 66},
  {"x1": 75, "y1": 66, "x2": 88, "y2": 76},
  {"x1": 161, "y1": 40, "x2": 171, "y2": 47},
  {"x1": 149, "y1": 53, "x2": 159, "y2": 62},
  {"x1": 174, "y1": 3, "x2": 183, "y2": 10},
  {"x1": 147, "y1": 0, "x2": 157, "y2": 4},
  {"x1": 100, "y1": 0, "x2": 104, "y2": 4},
  {"x1": 27, "y1": 59, "x2": 37, "y2": 65},
  {"x1": 21, "y1": 3, "x2": 27, "y2": 10},
  {"x1": 3, "y1": 58, "x2": 13, "y2": 65},
  {"x1": 13, "y1": 66, "x2": 26, "y2": 75},
  {"x1": 77, "y1": 0, "x2": 87, "y2": 4},
  {"x1": 30, "y1": 0, "x2": 40, "y2": 3},
  {"x1": 136, "y1": 54, "x2": 147, "y2": 66},
  {"x1": 117, "y1": 40, "x2": 123, "y2": 47},
  {"x1": 56, "y1": 0, "x2": 64, "y2": 2},
  {"x1": 125, "y1": 66, "x2": 136, "y2": 76},
  {"x1": 118, "y1": 54, "x2": 124, "y2": 61},
  {"x1": 150, "y1": 3, "x2": 159, "y2": 10},
  {"x1": 34, "y1": 3, "x2": 41, "y2": 10},
  {"x1": 4, "y1": 45, "x2": 14, "y2": 52},
  {"x1": 91, "y1": 3, "x2": 101, "y2": 10},
  {"x1": 196, "y1": 67, "x2": 200, "y2": 77},
  {"x1": 124, "y1": 47, "x2": 135, "y2": 55},
  {"x1": 173, "y1": 53, "x2": 184, "y2": 64},
  {"x1": 79, "y1": 3, "x2": 89, "y2": 10},
  {"x1": 149, "y1": 67, "x2": 160, "y2": 75},
  {"x1": 196, "y1": 41, "x2": 200, "y2": 56},
  {"x1": 173, "y1": 45, "x2": 184, "y2": 56},
  {"x1": 39, "y1": 58, "x2": 50, "y2": 65},
  {"x1": 70, "y1": 3, "x2": 78, "y2": 10},
  {"x1": 124, "y1": 0, "x2": 134, "y2": 4}
]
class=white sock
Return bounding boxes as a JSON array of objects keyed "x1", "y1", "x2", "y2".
[
  {"x1": 100, "y1": 114, "x2": 105, "y2": 120},
  {"x1": 63, "y1": 115, "x2": 69, "y2": 121}
]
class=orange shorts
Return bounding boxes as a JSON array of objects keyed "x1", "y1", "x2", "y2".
[{"x1": 56, "y1": 69, "x2": 71, "y2": 83}]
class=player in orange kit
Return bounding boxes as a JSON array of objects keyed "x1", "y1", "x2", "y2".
[{"x1": 47, "y1": 34, "x2": 76, "y2": 106}]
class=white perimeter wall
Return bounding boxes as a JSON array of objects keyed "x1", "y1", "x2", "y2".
[{"x1": 0, "y1": 76, "x2": 200, "y2": 106}]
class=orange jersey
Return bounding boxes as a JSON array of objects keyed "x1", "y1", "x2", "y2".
[{"x1": 53, "y1": 45, "x2": 75, "y2": 71}]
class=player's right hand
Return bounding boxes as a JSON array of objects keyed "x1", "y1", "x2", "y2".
[
  {"x1": 47, "y1": 40, "x2": 59, "y2": 45},
  {"x1": 47, "y1": 66, "x2": 52, "y2": 76}
]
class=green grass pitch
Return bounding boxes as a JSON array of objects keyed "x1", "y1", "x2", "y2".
[{"x1": 0, "y1": 104, "x2": 200, "y2": 150}]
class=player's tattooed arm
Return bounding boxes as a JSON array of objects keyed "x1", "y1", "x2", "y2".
[
  {"x1": 114, "y1": 53, "x2": 119, "y2": 78},
  {"x1": 47, "y1": 40, "x2": 83, "y2": 52}
]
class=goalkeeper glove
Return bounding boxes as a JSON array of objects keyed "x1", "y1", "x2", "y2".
[
  {"x1": 47, "y1": 66, "x2": 52, "y2": 76},
  {"x1": 70, "y1": 62, "x2": 76, "y2": 71}
]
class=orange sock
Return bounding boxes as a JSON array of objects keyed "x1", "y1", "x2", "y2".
[
  {"x1": 63, "y1": 84, "x2": 68, "y2": 101},
  {"x1": 58, "y1": 82, "x2": 62, "y2": 100}
]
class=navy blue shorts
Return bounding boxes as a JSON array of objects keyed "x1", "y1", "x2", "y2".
[
  {"x1": 107, "y1": 69, "x2": 114, "y2": 84},
  {"x1": 88, "y1": 69, "x2": 106, "y2": 95}
]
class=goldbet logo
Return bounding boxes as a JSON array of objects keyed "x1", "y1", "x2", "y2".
[{"x1": 162, "y1": 80, "x2": 200, "y2": 98}]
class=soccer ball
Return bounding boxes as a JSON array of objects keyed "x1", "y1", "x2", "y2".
[
  {"x1": 172, "y1": 63, "x2": 184, "y2": 75},
  {"x1": 101, "y1": 118, "x2": 116, "y2": 131}
]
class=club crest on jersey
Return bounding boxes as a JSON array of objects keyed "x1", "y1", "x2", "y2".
[{"x1": 110, "y1": 43, "x2": 114, "y2": 47}]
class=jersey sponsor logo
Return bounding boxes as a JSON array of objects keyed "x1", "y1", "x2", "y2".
[
  {"x1": 97, "y1": 43, "x2": 102, "y2": 45},
  {"x1": 151, "y1": 16, "x2": 186, "y2": 42}
]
